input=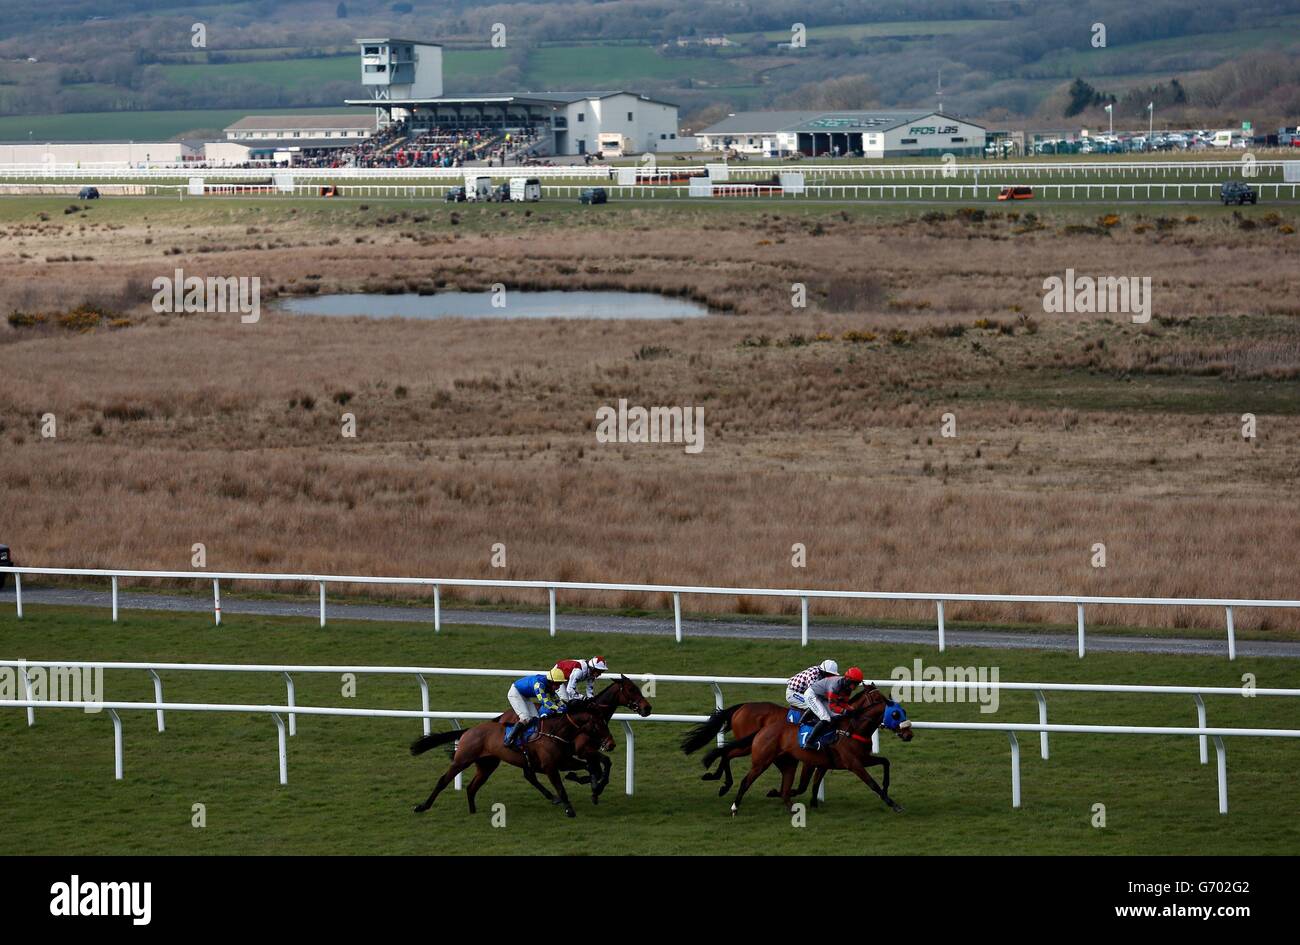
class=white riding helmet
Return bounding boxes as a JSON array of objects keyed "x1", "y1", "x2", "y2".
[
  {"x1": 588, "y1": 656, "x2": 609, "y2": 672},
  {"x1": 819, "y1": 659, "x2": 839, "y2": 675}
]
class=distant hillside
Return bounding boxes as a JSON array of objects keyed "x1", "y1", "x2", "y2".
[{"x1": 0, "y1": 0, "x2": 1295, "y2": 133}]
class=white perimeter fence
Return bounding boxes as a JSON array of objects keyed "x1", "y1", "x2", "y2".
[
  {"x1": 0, "y1": 160, "x2": 1293, "y2": 181},
  {"x1": 5, "y1": 566, "x2": 1299, "y2": 660},
  {"x1": 3, "y1": 658, "x2": 1298, "y2": 813},
  {"x1": 5, "y1": 182, "x2": 1298, "y2": 203}
]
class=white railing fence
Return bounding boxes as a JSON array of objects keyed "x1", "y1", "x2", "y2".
[
  {"x1": 4, "y1": 658, "x2": 1297, "y2": 813},
  {"x1": 0, "y1": 159, "x2": 1291, "y2": 182},
  {"x1": 5, "y1": 566, "x2": 1298, "y2": 660}
]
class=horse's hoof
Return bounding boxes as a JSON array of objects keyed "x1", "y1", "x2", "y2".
[
  {"x1": 890, "y1": 802, "x2": 906, "y2": 813},
  {"x1": 413, "y1": 804, "x2": 428, "y2": 814},
  {"x1": 729, "y1": 803, "x2": 739, "y2": 817},
  {"x1": 591, "y1": 795, "x2": 599, "y2": 805},
  {"x1": 565, "y1": 807, "x2": 576, "y2": 818}
]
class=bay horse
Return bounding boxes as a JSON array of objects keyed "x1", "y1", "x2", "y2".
[
  {"x1": 410, "y1": 706, "x2": 614, "y2": 818},
  {"x1": 722, "y1": 687, "x2": 914, "y2": 816},
  {"x1": 681, "y1": 687, "x2": 869, "y2": 797},
  {"x1": 498, "y1": 675, "x2": 651, "y2": 802}
]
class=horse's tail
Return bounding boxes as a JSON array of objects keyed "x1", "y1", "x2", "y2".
[
  {"x1": 680, "y1": 705, "x2": 740, "y2": 755},
  {"x1": 410, "y1": 728, "x2": 464, "y2": 756},
  {"x1": 701, "y1": 732, "x2": 756, "y2": 769}
]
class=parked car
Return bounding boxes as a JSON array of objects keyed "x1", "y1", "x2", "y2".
[
  {"x1": 997, "y1": 185, "x2": 1034, "y2": 201},
  {"x1": 1220, "y1": 181, "x2": 1258, "y2": 205},
  {"x1": 443, "y1": 185, "x2": 467, "y2": 203},
  {"x1": 490, "y1": 182, "x2": 512, "y2": 202},
  {"x1": 0, "y1": 544, "x2": 13, "y2": 590},
  {"x1": 579, "y1": 187, "x2": 608, "y2": 205},
  {"x1": 78, "y1": 186, "x2": 99, "y2": 200}
]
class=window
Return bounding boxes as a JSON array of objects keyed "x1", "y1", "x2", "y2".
[
  {"x1": 577, "y1": 113, "x2": 584, "y2": 122},
  {"x1": 950, "y1": 136, "x2": 966, "y2": 143},
  {"x1": 628, "y1": 112, "x2": 634, "y2": 121},
  {"x1": 660, "y1": 133, "x2": 666, "y2": 139},
  {"x1": 364, "y1": 46, "x2": 380, "y2": 55},
  {"x1": 901, "y1": 138, "x2": 917, "y2": 144},
  {"x1": 670, "y1": 133, "x2": 676, "y2": 139}
]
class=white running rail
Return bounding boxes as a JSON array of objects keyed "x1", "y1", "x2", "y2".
[
  {"x1": 5, "y1": 565, "x2": 1299, "y2": 659},
  {"x1": 4, "y1": 658, "x2": 1297, "y2": 812}
]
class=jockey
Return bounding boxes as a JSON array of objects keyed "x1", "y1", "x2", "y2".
[
  {"x1": 801, "y1": 667, "x2": 865, "y2": 749},
  {"x1": 547, "y1": 656, "x2": 609, "y2": 702},
  {"x1": 785, "y1": 659, "x2": 839, "y2": 711},
  {"x1": 504, "y1": 673, "x2": 563, "y2": 748}
]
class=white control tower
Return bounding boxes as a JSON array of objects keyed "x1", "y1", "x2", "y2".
[{"x1": 357, "y1": 38, "x2": 443, "y2": 123}]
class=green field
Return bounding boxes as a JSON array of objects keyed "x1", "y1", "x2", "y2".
[
  {"x1": 730, "y1": 18, "x2": 1001, "y2": 43},
  {"x1": 0, "y1": 107, "x2": 349, "y2": 142},
  {"x1": 1, "y1": 605, "x2": 1297, "y2": 855}
]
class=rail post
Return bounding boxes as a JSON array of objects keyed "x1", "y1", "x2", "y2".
[
  {"x1": 800, "y1": 596, "x2": 809, "y2": 647},
  {"x1": 1076, "y1": 603, "x2": 1085, "y2": 658},
  {"x1": 712, "y1": 683, "x2": 725, "y2": 746},
  {"x1": 273, "y1": 713, "x2": 287, "y2": 785},
  {"x1": 1008, "y1": 731, "x2": 1021, "y2": 808},
  {"x1": 283, "y1": 672, "x2": 297, "y2": 736},
  {"x1": 1213, "y1": 735, "x2": 1227, "y2": 814},
  {"x1": 1225, "y1": 606, "x2": 1236, "y2": 661},
  {"x1": 213, "y1": 578, "x2": 221, "y2": 627},
  {"x1": 673, "y1": 592, "x2": 682, "y2": 643},
  {"x1": 14, "y1": 572, "x2": 21, "y2": 618},
  {"x1": 549, "y1": 588, "x2": 556, "y2": 638},
  {"x1": 417, "y1": 674, "x2": 430, "y2": 737},
  {"x1": 622, "y1": 719, "x2": 635, "y2": 795},
  {"x1": 433, "y1": 585, "x2": 441, "y2": 634},
  {"x1": 1035, "y1": 690, "x2": 1049, "y2": 759},
  {"x1": 110, "y1": 709, "x2": 123, "y2": 780},
  {"x1": 1195, "y1": 694, "x2": 1208, "y2": 764},
  {"x1": 937, "y1": 600, "x2": 946, "y2": 652},
  {"x1": 318, "y1": 582, "x2": 326, "y2": 628},
  {"x1": 453, "y1": 718, "x2": 463, "y2": 790},
  {"x1": 21, "y1": 664, "x2": 34, "y2": 727},
  {"x1": 149, "y1": 670, "x2": 165, "y2": 732},
  {"x1": 111, "y1": 575, "x2": 118, "y2": 622}
]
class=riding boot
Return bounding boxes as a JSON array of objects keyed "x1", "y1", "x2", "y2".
[{"x1": 804, "y1": 719, "x2": 830, "y2": 749}]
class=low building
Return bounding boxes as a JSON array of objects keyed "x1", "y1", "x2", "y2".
[{"x1": 696, "y1": 109, "x2": 986, "y2": 158}]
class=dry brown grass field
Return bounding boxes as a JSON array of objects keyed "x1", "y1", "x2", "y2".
[{"x1": 1, "y1": 197, "x2": 1297, "y2": 632}]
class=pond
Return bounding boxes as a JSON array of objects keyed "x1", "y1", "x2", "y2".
[{"x1": 278, "y1": 290, "x2": 711, "y2": 320}]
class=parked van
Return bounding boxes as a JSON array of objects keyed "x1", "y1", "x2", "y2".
[
  {"x1": 464, "y1": 176, "x2": 493, "y2": 201},
  {"x1": 508, "y1": 177, "x2": 541, "y2": 202}
]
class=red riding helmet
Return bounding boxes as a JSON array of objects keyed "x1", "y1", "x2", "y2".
[{"x1": 844, "y1": 667, "x2": 865, "y2": 683}]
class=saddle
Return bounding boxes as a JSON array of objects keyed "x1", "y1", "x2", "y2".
[{"x1": 786, "y1": 708, "x2": 835, "y2": 749}]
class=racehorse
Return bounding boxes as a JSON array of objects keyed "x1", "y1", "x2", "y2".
[
  {"x1": 410, "y1": 706, "x2": 615, "y2": 818},
  {"x1": 717, "y1": 686, "x2": 914, "y2": 815},
  {"x1": 681, "y1": 686, "x2": 869, "y2": 797},
  {"x1": 499, "y1": 675, "x2": 651, "y2": 801}
]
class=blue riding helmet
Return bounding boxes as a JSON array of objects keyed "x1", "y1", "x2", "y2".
[{"x1": 881, "y1": 700, "x2": 911, "y2": 731}]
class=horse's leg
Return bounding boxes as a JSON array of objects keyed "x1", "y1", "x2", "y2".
[
  {"x1": 775, "y1": 757, "x2": 798, "y2": 811},
  {"x1": 730, "y1": 741, "x2": 776, "y2": 815},
  {"x1": 843, "y1": 754, "x2": 903, "y2": 813},
  {"x1": 774, "y1": 761, "x2": 817, "y2": 799},
  {"x1": 465, "y1": 757, "x2": 500, "y2": 814},
  {"x1": 862, "y1": 754, "x2": 902, "y2": 811},
  {"x1": 518, "y1": 753, "x2": 558, "y2": 803},
  {"x1": 595, "y1": 753, "x2": 612, "y2": 794},
  {"x1": 414, "y1": 756, "x2": 473, "y2": 813},
  {"x1": 808, "y1": 766, "x2": 828, "y2": 808},
  {"x1": 544, "y1": 765, "x2": 576, "y2": 818}
]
